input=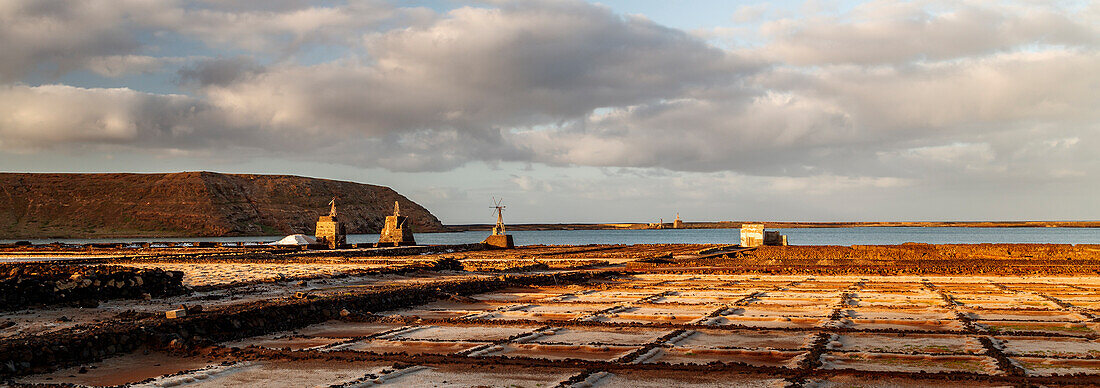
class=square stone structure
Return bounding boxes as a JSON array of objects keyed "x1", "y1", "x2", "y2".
[
  {"x1": 765, "y1": 230, "x2": 788, "y2": 246},
  {"x1": 483, "y1": 234, "x2": 514, "y2": 249},
  {"x1": 378, "y1": 202, "x2": 416, "y2": 246},
  {"x1": 740, "y1": 224, "x2": 765, "y2": 247},
  {"x1": 315, "y1": 215, "x2": 346, "y2": 249}
]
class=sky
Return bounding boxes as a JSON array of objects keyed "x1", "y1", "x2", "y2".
[{"x1": 1, "y1": 0, "x2": 1097, "y2": 224}]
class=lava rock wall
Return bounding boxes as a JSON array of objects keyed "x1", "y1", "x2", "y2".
[{"x1": 0, "y1": 264, "x2": 187, "y2": 311}]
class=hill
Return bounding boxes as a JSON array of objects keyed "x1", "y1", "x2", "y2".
[{"x1": 0, "y1": 172, "x2": 443, "y2": 238}]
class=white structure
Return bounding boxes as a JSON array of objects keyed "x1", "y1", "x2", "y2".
[
  {"x1": 740, "y1": 224, "x2": 765, "y2": 247},
  {"x1": 270, "y1": 234, "x2": 318, "y2": 246}
]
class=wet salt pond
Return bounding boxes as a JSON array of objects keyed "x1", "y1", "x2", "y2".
[
  {"x1": 531, "y1": 327, "x2": 666, "y2": 345},
  {"x1": 828, "y1": 333, "x2": 985, "y2": 354},
  {"x1": 821, "y1": 353, "x2": 1000, "y2": 373},
  {"x1": 675, "y1": 329, "x2": 814, "y2": 350},
  {"x1": 15, "y1": 273, "x2": 1100, "y2": 386},
  {"x1": 647, "y1": 348, "x2": 805, "y2": 367},
  {"x1": 1000, "y1": 336, "x2": 1100, "y2": 357}
]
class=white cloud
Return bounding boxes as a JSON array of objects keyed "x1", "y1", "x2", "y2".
[
  {"x1": 759, "y1": 1, "x2": 1099, "y2": 65},
  {"x1": 0, "y1": 84, "x2": 233, "y2": 149},
  {"x1": 881, "y1": 143, "x2": 994, "y2": 164},
  {"x1": 0, "y1": 0, "x2": 1096, "y2": 215},
  {"x1": 732, "y1": 4, "x2": 769, "y2": 23},
  {"x1": 144, "y1": 0, "x2": 424, "y2": 53},
  {"x1": 84, "y1": 55, "x2": 185, "y2": 77},
  {"x1": 765, "y1": 174, "x2": 912, "y2": 195},
  {"x1": 510, "y1": 175, "x2": 553, "y2": 192}
]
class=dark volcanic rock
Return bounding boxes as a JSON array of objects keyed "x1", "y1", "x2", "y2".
[
  {"x1": 0, "y1": 172, "x2": 442, "y2": 238},
  {"x1": 0, "y1": 263, "x2": 188, "y2": 311}
]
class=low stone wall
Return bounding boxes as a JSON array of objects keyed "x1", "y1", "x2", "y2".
[{"x1": 0, "y1": 264, "x2": 186, "y2": 311}]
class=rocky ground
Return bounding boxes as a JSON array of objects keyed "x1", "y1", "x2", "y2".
[{"x1": 2, "y1": 243, "x2": 1100, "y2": 387}]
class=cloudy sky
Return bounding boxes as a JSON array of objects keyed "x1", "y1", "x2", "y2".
[{"x1": 1, "y1": 0, "x2": 1097, "y2": 223}]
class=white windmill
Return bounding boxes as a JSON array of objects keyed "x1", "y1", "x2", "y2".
[{"x1": 490, "y1": 197, "x2": 506, "y2": 236}]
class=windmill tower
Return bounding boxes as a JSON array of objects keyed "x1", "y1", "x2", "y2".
[{"x1": 483, "y1": 197, "x2": 515, "y2": 248}]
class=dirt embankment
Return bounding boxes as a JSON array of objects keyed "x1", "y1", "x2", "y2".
[{"x1": 0, "y1": 172, "x2": 443, "y2": 238}]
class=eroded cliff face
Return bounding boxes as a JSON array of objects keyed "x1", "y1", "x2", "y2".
[{"x1": 0, "y1": 172, "x2": 443, "y2": 238}]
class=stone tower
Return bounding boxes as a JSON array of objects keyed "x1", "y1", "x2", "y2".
[
  {"x1": 315, "y1": 198, "x2": 347, "y2": 249},
  {"x1": 378, "y1": 201, "x2": 416, "y2": 246},
  {"x1": 672, "y1": 213, "x2": 684, "y2": 229}
]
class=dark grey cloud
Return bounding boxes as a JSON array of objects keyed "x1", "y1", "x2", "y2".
[
  {"x1": 186, "y1": 0, "x2": 758, "y2": 169},
  {"x1": 0, "y1": 0, "x2": 1096, "y2": 195},
  {"x1": 0, "y1": 0, "x2": 149, "y2": 81},
  {"x1": 178, "y1": 57, "x2": 265, "y2": 87}
]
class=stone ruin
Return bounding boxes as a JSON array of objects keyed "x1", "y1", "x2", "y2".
[
  {"x1": 764, "y1": 230, "x2": 788, "y2": 246},
  {"x1": 740, "y1": 223, "x2": 787, "y2": 247},
  {"x1": 378, "y1": 201, "x2": 416, "y2": 246},
  {"x1": 314, "y1": 198, "x2": 347, "y2": 249}
]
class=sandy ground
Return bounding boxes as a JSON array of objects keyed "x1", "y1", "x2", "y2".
[{"x1": 127, "y1": 262, "x2": 392, "y2": 286}]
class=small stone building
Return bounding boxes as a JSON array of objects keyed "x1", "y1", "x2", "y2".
[
  {"x1": 378, "y1": 201, "x2": 416, "y2": 246},
  {"x1": 740, "y1": 224, "x2": 765, "y2": 247},
  {"x1": 764, "y1": 230, "x2": 788, "y2": 246}
]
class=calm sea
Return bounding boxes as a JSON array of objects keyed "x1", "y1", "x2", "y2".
[{"x1": 3, "y1": 227, "x2": 1100, "y2": 246}]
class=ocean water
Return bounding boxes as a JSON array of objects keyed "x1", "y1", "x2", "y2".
[
  {"x1": 412, "y1": 227, "x2": 1100, "y2": 246},
  {"x1": 3, "y1": 227, "x2": 1100, "y2": 246}
]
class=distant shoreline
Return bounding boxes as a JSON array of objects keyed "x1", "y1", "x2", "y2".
[
  {"x1": 442, "y1": 221, "x2": 1100, "y2": 232},
  {"x1": 4, "y1": 221, "x2": 1098, "y2": 240}
]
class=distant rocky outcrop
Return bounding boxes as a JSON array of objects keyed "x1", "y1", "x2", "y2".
[{"x1": 0, "y1": 172, "x2": 443, "y2": 238}]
